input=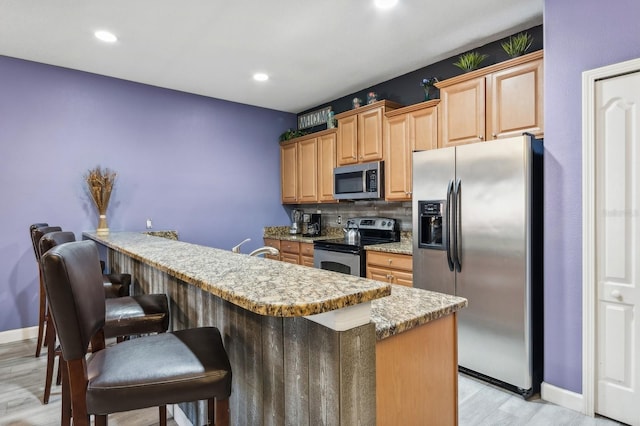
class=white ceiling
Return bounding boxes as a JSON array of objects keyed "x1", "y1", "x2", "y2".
[{"x1": 0, "y1": 0, "x2": 543, "y2": 114}]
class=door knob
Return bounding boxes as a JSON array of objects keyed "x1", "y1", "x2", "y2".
[{"x1": 611, "y1": 289, "x2": 622, "y2": 300}]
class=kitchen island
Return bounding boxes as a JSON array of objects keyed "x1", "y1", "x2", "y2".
[{"x1": 84, "y1": 231, "x2": 466, "y2": 426}]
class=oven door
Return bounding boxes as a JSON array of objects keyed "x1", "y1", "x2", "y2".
[{"x1": 313, "y1": 246, "x2": 363, "y2": 277}]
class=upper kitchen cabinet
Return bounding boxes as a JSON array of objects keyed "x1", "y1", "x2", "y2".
[
  {"x1": 436, "y1": 50, "x2": 543, "y2": 148},
  {"x1": 384, "y1": 100, "x2": 439, "y2": 201},
  {"x1": 297, "y1": 136, "x2": 318, "y2": 203},
  {"x1": 280, "y1": 141, "x2": 298, "y2": 203},
  {"x1": 317, "y1": 130, "x2": 338, "y2": 203},
  {"x1": 280, "y1": 128, "x2": 338, "y2": 204},
  {"x1": 335, "y1": 100, "x2": 403, "y2": 166}
]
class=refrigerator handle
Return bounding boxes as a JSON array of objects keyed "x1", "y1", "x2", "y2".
[
  {"x1": 446, "y1": 180, "x2": 455, "y2": 271},
  {"x1": 453, "y1": 178, "x2": 462, "y2": 272}
]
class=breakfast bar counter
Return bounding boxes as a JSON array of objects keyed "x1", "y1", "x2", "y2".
[{"x1": 84, "y1": 231, "x2": 466, "y2": 426}]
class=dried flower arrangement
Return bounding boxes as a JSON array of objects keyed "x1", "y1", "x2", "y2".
[{"x1": 85, "y1": 166, "x2": 116, "y2": 235}]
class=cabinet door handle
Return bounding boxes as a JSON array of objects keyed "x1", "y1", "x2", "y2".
[
  {"x1": 492, "y1": 133, "x2": 497, "y2": 139},
  {"x1": 479, "y1": 135, "x2": 484, "y2": 140},
  {"x1": 388, "y1": 259, "x2": 392, "y2": 264}
]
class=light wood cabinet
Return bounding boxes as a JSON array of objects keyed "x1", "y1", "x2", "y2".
[
  {"x1": 487, "y1": 57, "x2": 544, "y2": 139},
  {"x1": 297, "y1": 137, "x2": 318, "y2": 203},
  {"x1": 265, "y1": 240, "x2": 314, "y2": 267},
  {"x1": 280, "y1": 240, "x2": 300, "y2": 265},
  {"x1": 384, "y1": 100, "x2": 439, "y2": 201},
  {"x1": 439, "y1": 77, "x2": 485, "y2": 147},
  {"x1": 335, "y1": 100, "x2": 402, "y2": 166},
  {"x1": 437, "y1": 50, "x2": 543, "y2": 148},
  {"x1": 376, "y1": 314, "x2": 458, "y2": 425},
  {"x1": 300, "y1": 242, "x2": 314, "y2": 267},
  {"x1": 280, "y1": 129, "x2": 338, "y2": 204},
  {"x1": 263, "y1": 238, "x2": 281, "y2": 261},
  {"x1": 366, "y1": 251, "x2": 413, "y2": 287},
  {"x1": 317, "y1": 131, "x2": 337, "y2": 202},
  {"x1": 280, "y1": 142, "x2": 298, "y2": 203}
]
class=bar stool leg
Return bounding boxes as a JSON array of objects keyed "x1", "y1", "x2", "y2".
[
  {"x1": 215, "y1": 398, "x2": 229, "y2": 426},
  {"x1": 159, "y1": 405, "x2": 167, "y2": 426},
  {"x1": 43, "y1": 316, "x2": 56, "y2": 404},
  {"x1": 35, "y1": 275, "x2": 47, "y2": 357},
  {"x1": 61, "y1": 359, "x2": 71, "y2": 426}
]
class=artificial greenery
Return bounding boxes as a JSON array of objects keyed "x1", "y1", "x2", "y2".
[
  {"x1": 453, "y1": 51, "x2": 489, "y2": 73},
  {"x1": 501, "y1": 32, "x2": 533, "y2": 58},
  {"x1": 279, "y1": 129, "x2": 307, "y2": 142}
]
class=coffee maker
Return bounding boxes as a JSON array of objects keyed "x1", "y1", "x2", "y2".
[
  {"x1": 290, "y1": 209, "x2": 303, "y2": 235},
  {"x1": 302, "y1": 213, "x2": 321, "y2": 237}
]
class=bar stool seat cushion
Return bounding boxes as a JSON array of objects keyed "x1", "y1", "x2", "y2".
[
  {"x1": 103, "y1": 294, "x2": 169, "y2": 338},
  {"x1": 102, "y1": 273, "x2": 131, "y2": 298},
  {"x1": 86, "y1": 327, "x2": 231, "y2": 415}
]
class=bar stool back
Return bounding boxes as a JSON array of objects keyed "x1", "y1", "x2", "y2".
[
  {"x1": 41, "y1": 240, "x2": 232, "y2": 426},
  {"x1": 30, "y1": 224, "x2": 61, "y2": 358},
  {"x1": 38, "y1": 232, "x2": 170, "y2": 405}
]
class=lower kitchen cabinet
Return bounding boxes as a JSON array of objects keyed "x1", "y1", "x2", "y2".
[
  {"x1": 376, "y1": 313, "x2": 458, "y2": 424},
  {"x1": 280, "y1": 240, "x2": 300, "y2": 264},
  {"x1": 300, "y1": 242, "x2": 314, "y2": 267},
  {"x1": 266, "y1": 239, "x2": 315, "y2": 266},
  {"x1": 263, "y1": 238, "x2": 281, "y2": 261},
  {"x1": 366, "y1": 251, "x2": 413, "y2": 286}
]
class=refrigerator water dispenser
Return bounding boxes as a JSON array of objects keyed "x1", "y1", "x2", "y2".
[{"x1": 418, "y1": 200, "x2": 445, "y2": 249}]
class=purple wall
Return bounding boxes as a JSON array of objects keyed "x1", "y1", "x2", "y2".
[
  {"x1": 544, "y1": 0, "x2": 640, "y2": 392},
  {"x1": 0, "y1": 56, "x2": 296, "y2": 333}
]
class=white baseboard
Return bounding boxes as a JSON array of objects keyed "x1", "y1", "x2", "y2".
[
  {"x1": 541, "y1": 381, "x2": 586, "y2": 414},
  {"x1": 0, "y1": 326, "x2": 38, "y2": 345},
  {"x1": 169, "y1": 404, "x2": 193, "y2": 426}
]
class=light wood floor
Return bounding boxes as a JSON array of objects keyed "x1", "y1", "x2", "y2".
[{"x1": 0, "y1": 338, "x2": 626, "y2": 425}]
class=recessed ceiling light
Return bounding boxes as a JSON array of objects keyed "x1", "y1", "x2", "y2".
[
  {"x1": 253, "y1": 73, "x2": 269, "y2": 82},
  {"x1": 374, "y1": 0, "x2": 398, "y2": 9},
  {"x1": 94, "y1": 30, "x2": 117, "y2": 43}
]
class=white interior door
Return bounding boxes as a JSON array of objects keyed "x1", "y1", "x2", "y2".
[{"x1": 595, "y1": 71, "x2": 640, "y2": 425}]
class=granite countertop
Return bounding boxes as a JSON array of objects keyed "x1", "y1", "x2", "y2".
[
  {"x1": 265, "y1": 226, "x2": 414, "y2": 255},
  {"x1": 364, "y1": 240, "x2": 413, "y2": 255},
  {"x1": 371, "y1": 285, "x2": 467, "y2": 340},
  {"x1": 83, "y1": 232, "x2": 391, "y2": 318},
  {"x1": 263, "y1": 226, "x2": 341, "y2": 243},
  {"x1": 264, "y1": 234, "x2": 329, "y2": 244}
]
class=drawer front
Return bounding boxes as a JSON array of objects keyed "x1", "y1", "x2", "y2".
[
  {"x1": 367, "y1": 266, "x2": 413, "y2": 287},
  {"x1": 281, "y1": 252, "x2": 300, "y2": 264},
  {"x1": 367, "y1": 251, "x2": 413, "y2": 271},
  {"x1": 263, "y1": 238, "x2": 281, "y2": 260},
  {"x1": 300, "y1": 255, "x2": 314, "y2": 268},
  {"x1": 263, "y1": 238, "x2": 281, "y2": 250},
  {"x1": 280, "y1": 241, "x2": 300, "y2": 255},
  {"x1": 300, "y1": 242, "x2": 314, "y2": 257}
]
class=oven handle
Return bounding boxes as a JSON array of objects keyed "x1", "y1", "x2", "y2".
[{"x1": 313, "y1": 245, "x2": 361, "y2": 255}]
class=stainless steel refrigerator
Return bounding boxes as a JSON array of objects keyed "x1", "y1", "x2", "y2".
[{"x1": 412, "y1": 134, "x2": 543, "y2": 398}]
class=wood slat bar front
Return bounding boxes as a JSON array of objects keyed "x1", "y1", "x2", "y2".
[{"x1": 106, "y1": 241, "x2": 376, "y2": 426}]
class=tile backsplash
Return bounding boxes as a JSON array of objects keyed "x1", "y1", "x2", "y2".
[{"x1": 292, "y1": 200, "x2": 413, "y2": 231}]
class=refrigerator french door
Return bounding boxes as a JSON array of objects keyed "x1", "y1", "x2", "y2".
[{"x1": 412, "y1": 135, "x2": 543, "y2": 398}]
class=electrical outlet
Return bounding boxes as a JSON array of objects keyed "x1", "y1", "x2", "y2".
[
  {"x1": 146, "y1": 218, "x2": 153, "y2": 229},
  {"x1": 337, "y1": 215, "x2": 342, "y2": 224}
]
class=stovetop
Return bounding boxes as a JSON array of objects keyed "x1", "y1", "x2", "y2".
[{"x1": 314, "y1": 217, "x2": 400, "y2": 250}]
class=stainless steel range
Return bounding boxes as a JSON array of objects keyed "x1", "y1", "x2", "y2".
[{"x1": 313, "y1": 217, "x2": 399, "y2": 277}]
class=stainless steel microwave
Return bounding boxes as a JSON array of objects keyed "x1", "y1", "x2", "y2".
[{"x1": 333, "y1": 161, "x2": 384, "y2": 200}]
